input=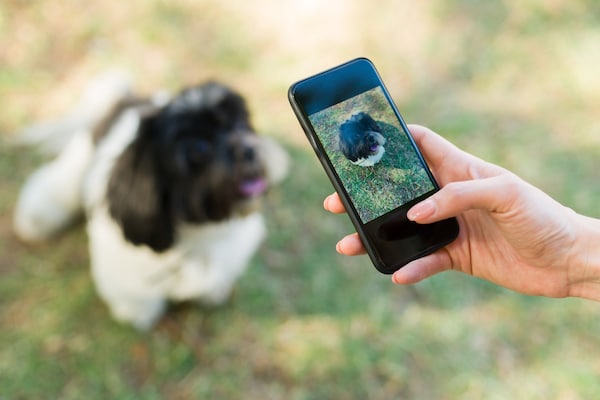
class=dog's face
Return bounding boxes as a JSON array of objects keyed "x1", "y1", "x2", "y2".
[
  {"x1": 338, "y1": 112, "x2": 386, "y2": 167},
  {"x1": 107, "y1": 82, "x2": 272, "y2": 251},
  {"x1": 156, "y1": 83, "x2": 268, "y2": 221}
]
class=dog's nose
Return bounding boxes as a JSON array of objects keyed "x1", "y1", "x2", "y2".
[
  {"x1": 231, "y1": 143, "x2": 256, "y2": 162},
  {"x1": 229, "y1": 132, "x2": 259, "y2": 162}
]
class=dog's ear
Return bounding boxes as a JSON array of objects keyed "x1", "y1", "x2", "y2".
[
  {"x1": 106, "y1": 116, "x2": 175, "y2": 252},
  {"x1": 338, "y1": 125, "x2": 359, "y2": 162}
]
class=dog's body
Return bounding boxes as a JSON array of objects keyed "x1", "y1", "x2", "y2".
[
  {"x1": 14, "y1": 76, "x2": 287, "y2": 330},
  {"x1": 338, "y1": 112, "x2": 386, "y2": 167}
]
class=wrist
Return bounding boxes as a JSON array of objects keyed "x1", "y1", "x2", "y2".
[{"x1": 567, "y1": 213, "x2": 600, "y2": 301}]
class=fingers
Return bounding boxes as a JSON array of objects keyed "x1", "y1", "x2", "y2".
[
  {"x1": 334, "y1": 226, "x2": 453, "y2": 279},
  {"x1": 335, "y1": 233, "x2": 366, "y2": 255},
  {"x1": 407, "y1": 124, "x2": 460, "y2": 171},
  {"x1": 408, "y1": 173, "x2": 519, "y2": 224},
  {"x1": 323, "y1": 192, "x2": 346, "y2": 214},
  {"x1": 407, "y1": 124, "x2": 504, "y2": 182},
  {"x1": 324, "y1": 194, "x2": 366, "y2": 255},
  {"x1": 391, "y1": 249, "x2": 452, "y2": 284},
  {"x1": 336, "y1": 232, "x2": 452, "y2": 281},
  {"x1": 407, "y1": 124, "x2": 472, "y2": 179}
]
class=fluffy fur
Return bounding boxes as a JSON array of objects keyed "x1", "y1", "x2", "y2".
[
  {"x1": 14, "y1": 76, "x2": 288, "y2": 330},
  {"x1": 338, "y1": 112, "x2": 386, "y2": 167}
]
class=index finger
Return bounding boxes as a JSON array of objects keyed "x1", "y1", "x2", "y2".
[
  {"x1": 407, "y1": 124, "x2": 462, "y2": 173},
  {"x1": 407, "y1": 124, "x2": 504, "y2": 183}
]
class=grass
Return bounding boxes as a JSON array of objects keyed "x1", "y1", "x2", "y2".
[
  {"x1": 2, "y1": 1, "x2": 600, "y2": 399},
  {"x1": 309, "y1": 87, "x2": 434, "y2": 222}
]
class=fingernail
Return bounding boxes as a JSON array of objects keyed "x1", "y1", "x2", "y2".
[
  {"x1": 407, "y1": 200, "x2": 435, "y2": 221},
  {"x1": 323, "y1": 196, "x2": 331, "y2": 210}
]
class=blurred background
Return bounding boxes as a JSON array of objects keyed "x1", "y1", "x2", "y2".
[{"x1": 1, "y1": 1, "x2": 599, "y2": 398}]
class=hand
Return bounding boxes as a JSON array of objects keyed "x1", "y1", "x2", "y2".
[{"x1": 324, "y1": 124, "x2": 600, "y2": 301}]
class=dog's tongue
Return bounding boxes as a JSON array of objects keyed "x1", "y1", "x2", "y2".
[
  {"x1": 370, "y1": 145, "x2": 379, "y2": 152},
  {"x1": 239, "y1": 178, "x2": 267, "y2": 197}
]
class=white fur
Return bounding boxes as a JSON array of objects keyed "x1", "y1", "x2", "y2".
[
  {"x1": 13, "y1": 81, "x2": 284, "y2": 330},
  {"x1": 351, "y1": 144, "x2": 386, "y2": 167},
  {"x1": 87, "y1": 205, "x2": 265, "y2": 330}
]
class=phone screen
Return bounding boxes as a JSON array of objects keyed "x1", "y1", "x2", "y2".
[{"x1": 307, "y1": 86, "x2": 436, "y2": 223}]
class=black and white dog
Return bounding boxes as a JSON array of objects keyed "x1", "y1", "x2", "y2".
[
  {"x1": 338, "y1": 112, "x2": 386, "y2": 167},
  {"x1": 13, "y1": 74, "x2": 288, "y2": 330}
]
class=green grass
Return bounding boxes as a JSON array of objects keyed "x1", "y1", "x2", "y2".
[
  {"x1": 2, "y1": 1, "x2": 600, "y2": 399},
  {"x1": 309, "y1": 87, "x2": 434, "y2": 222}
]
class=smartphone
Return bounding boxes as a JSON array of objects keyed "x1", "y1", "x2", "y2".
[{"x1": 288, "y1": 57, "x2": 459, "y2": 274}]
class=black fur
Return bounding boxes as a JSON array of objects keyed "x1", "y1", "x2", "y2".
[
  {"x1": 338, "y1": 112, "x2": 385, "y2": 163},
  {"x1": 107, "y1": 82, "x2": 265, "y2": 252}
]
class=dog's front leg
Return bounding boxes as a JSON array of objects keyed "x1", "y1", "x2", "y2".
[{"x1": 105, "y1": 294, "x2": 167, "y2": 331}]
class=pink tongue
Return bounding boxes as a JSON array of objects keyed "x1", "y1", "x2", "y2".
[
  {"x1": 370, "y1": 145, "x2": 379, "y2": 152},
  {"x1": 239, "y1": 178, "x2": 267, "y2": 197}
]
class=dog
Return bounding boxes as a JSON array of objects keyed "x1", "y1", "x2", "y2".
[
  {"x1": 338, "y1": 112, "x2": 386, "y2": 167},
  {"x1": 13, "y1": 74, "x2": 288, "y2": 330}
]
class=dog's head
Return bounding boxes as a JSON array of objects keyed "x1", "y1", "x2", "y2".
[
  {"x1": 107, "y1": 82, "x2": 286, "y2": 252},
  {"x1": 338, "y1": 112, "x2": 386, "y2": 167}
]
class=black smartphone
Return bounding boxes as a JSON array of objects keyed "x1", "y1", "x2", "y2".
[{"x1": 288, "y1": 57, "x2": 459, "y2": 274}]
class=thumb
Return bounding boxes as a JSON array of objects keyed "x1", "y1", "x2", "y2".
[{"x1": 407, "y1": 173, "x2": 518, "y2": 223}]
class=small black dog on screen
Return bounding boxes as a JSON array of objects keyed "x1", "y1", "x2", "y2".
[{"x1": 338, "y1": 112, "x2": 386, "y2": 167}]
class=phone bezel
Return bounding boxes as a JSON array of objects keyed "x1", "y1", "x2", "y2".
[{"x1": 289, "y1": 57, "x2": 459, "y2": 273}]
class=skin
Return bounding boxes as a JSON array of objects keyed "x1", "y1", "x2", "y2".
[{"x1": 324, "y1": 124, "x2": 600, "y2": 301}]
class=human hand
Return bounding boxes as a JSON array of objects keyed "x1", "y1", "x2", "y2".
[{"x1": 324, "y1": 124, "x2": 600, "y2": 300}]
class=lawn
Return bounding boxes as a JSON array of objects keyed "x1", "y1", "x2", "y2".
[{"x1": 1, "y1": 1, "x2": 600, "y2": 399}]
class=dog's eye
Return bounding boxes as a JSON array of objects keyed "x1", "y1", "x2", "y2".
[
  {"x1": 175, "y1": 139, "x2": 212, "y2": 171},
  {"x1": 186, "y1": 141, "x2": 212, "y2": 163}
]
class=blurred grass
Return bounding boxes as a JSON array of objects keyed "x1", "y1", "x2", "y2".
[{"x1": 1, "y1": 1, "x2": 599, "y2": 399}]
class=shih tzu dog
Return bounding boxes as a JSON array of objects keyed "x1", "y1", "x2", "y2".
[
  {"x1": 338, "y1": 112, "x2": 386, "y2": 167},
  {"x1": 13, "y1": 73, "x2": 288, "y2": 330}
]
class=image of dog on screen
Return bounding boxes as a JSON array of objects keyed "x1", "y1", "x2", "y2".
[{"x1": 338, "y1": 112, "x2": 386, "y2": 167}]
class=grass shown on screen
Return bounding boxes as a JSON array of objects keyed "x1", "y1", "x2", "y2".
[{"x1": 309, "y1": 87, "x2": 434, "y2": 222}]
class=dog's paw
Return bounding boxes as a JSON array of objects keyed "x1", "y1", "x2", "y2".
[{"x1": 109, "y1": 298, "x2": 167, "y2": 331}]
